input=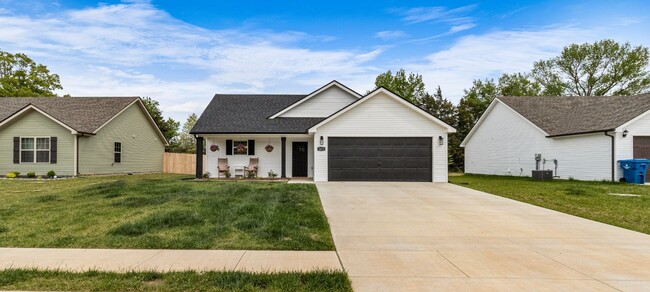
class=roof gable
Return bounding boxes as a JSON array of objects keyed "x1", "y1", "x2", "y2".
[
  {"x1": 190, "y1": 94, "x2": 324, "y2": 134},
  {"x1": 0, "y1": 97, "x2": 139, "y2": 134},
  {"x1": 308, "y1": 87, "x2": 456, "y2": 133},
  {"x1": 269, "y1": 80, "x2": 361, "y2": 119},
  {"x1": 498, "y1": 94, "x2": 650, "y2": 137}
]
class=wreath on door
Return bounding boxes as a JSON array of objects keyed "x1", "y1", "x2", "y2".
[
  {"x1": 210, "y1": 144, "x2": 219, "y2": 152},
  {"x1": 265, "y1": 144, "x2": 274, "y2": 152}
]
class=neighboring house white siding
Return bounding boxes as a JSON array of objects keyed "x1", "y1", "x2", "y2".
[
  {"x1": 204, "y1": 135, "x2": 313, "y2": 178},
  {"x1": 615, "y1": 110, "x2": 650, "y2": 179},
  {"x1": 279, "y1": 86, "x2": 357, "y2": 118},
  {"x1": 464, "y1": 102, "x2": 612, "y2": 181},
  {"x1": 313, "y1": 91, "x2": 449, "y2": 182}
]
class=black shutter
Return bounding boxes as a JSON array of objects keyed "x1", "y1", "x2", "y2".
[
  {"x1": 248, "y1": 140, "x2": 255, "y2": 155},
  {"x1": 13, "y1": 137, "x2": 19, "y2": 164},
  {"x1": 226, "y1": 140, "x2": 233, "y2": 155},
  {"x1": 50, "y1": 137, "x2": 57, "y2": 164}
]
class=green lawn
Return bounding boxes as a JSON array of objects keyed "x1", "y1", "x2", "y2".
[
  {"x1": 450, "y1": 174, "x2": 650, "y2": 234},
  {"x1": 0, "y1": 174, "x2": 334, "y2": 250},
  {"x1": 0, "y1": 269, "x2": 352, "y2": 292}
]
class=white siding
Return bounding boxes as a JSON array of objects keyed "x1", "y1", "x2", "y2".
[
  {"x1": 279, "y1": 86, "x2": 357, "y2": 118},
  {"x1": 312, "y1": 91, "x2": 449, "y2": 182},
  {"x1": 203, "y1": 135, "x2": 312, "y2": 178},
  {"x1": 464, "y1": 102, "x2": 612, "y2": 181},
  {"x1": 616, "y1": 110, "x2": 650, "y2": 179}
]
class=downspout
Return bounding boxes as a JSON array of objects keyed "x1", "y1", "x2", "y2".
[{"x1": 604, "y1": 131, "x2": 615, "y2": 182}]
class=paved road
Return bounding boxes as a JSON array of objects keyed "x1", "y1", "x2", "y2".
[{"x1": 317, "y1": 182, "x2": 650, "y2": 291}]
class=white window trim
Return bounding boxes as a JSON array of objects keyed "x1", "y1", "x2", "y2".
[
  {"x1": 114, "y1": 141, "x2": 122, "y2": 163},
  {"x1": 233, "y1": 140, "x2": 248, "y2": 155},
  {"x1": 20, "y1": 136, "x2": 51, "y2": 164}
]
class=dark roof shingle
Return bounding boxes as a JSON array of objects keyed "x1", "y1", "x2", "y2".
[
  {"x1": 191, "y1": 94, "x2": 325, "y2": 134},
  {"x1": 498, "y1": 94, "x2": 650, "y2": 136},
  {"x1": 0, "y1": 97, "x2": 139, "y2": 133}
]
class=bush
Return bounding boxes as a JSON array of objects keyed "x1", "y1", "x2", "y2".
[
  {"x1": 47, "y1": 170, "x2": 56, "y2": 178},
  {"x1": 224, "y1": 170, "x2": 231, "y2": 178},
  {"x1": 11, "y1": 171, "x2": 20, "y2": 176},
  {"x1": 5, "y1": 172, "x2": 16, "y2": 179},
  {"x1": 202, "y1": 172, "x2": 211, "y2": 179},
  {"x1": 27, "y1": 172, "x2": 36, "y2": 178},
  {"x1": 268, "y1": 170, "x2": 278, "y2": 178}
]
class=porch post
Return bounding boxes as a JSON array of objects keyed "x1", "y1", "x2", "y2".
[
  {"x1": 281, "y1": 137, "x2": 287, "y2": 178},
  {"x1": 195, "y1": 136, "x2": 204, "y2": 179}
]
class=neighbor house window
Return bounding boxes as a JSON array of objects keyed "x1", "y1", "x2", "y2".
[
  {"x1": 20, "y1": 137, "x2": 50, "y2": 163},
  {"x1": 233, "y1": 141, "x2": 248, "y2": 155},
  {"x1": 114, "y1": 142, "x2": 122, "y2": 163}
]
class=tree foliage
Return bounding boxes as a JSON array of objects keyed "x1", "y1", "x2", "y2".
[
  {"x1": 168, "y1": 113, "x2": 199, "y2": 153},
  {"x1": 374, "y1": 69, "x2": 426, "y2": 104},
  {"x1": 141, "y1": 97, "x2": 179, "y2": 144},
  {"x1": 0, "y1": 50, "x2": 62, "y2": 97}
]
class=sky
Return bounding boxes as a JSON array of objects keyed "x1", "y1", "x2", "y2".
[{"x1": 0, "y1": 0, "x2": 649, "y2": 122}]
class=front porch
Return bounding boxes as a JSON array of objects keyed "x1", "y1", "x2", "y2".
[{"x1": 195, "y1": 134, "x2": 314, "y2": 179}]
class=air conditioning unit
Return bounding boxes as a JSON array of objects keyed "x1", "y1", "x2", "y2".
[{"x1": 532, "y1": 170, "x2": 553, "y2": 181}]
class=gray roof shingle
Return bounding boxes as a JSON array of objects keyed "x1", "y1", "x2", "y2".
[
  {"x1": 191, "y1": 94, "x2": 326, "y2": 134},
  {"x1": 0, "y1": 97, "x2": 139, "y2": 134},
  {"x1": 498, "y1": 94, "x2": 650, "y2": 136}
]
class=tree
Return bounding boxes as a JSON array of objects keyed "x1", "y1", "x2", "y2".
[
  {"x1": 0, "y1": 50, "x2": 62, "y2": 97},
  {"x1": 373, "y1": 69, "x2": 426, "y2": 104},
  {"x1": 498, "y1": 73, "x2": 542, "y2": 96},
  {"x1": 531, "y1": 39, "x2": 650, "y2": 96},
  {"x1": 169, "y1": 113, "x2": 198, "y2": 153},
  {"x1": 420, "y1": 86, "x2": 457, "y2": 126},
  {"x1": 141, "y1": 97, "x2": 179, "y2": 144}
]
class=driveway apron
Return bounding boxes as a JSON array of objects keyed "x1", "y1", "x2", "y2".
[{"x1": 317, "y1": 182, "x2": 650, "y2": 291}]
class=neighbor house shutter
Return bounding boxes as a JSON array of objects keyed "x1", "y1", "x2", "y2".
[
  {"x1": 226, "y1": 140, "x2": 233, "y2": 155},
  {"x1": 13, "y1": 137, "x2": 19, "y2": 164},
  {"x1": 248, "y1": 140, "x2": 255, "y2": 155},
  {"x1": 50, "y1": 137, "x2": 57, "y2": 164}
]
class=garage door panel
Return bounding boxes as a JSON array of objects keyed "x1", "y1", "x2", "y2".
[{"x1": 328, "y1": 137, "x2": 432, "y2": 182}]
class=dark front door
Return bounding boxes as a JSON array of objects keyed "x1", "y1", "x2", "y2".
[
  {"x1": 292, "y1": 142, "x2": 308, "y2": 177},
  {"x1": 634, "y1": 136, "x2": 650, "y2": 159},
  {"x1": 328, "y1": 137, "x2": 432, "y2": 182}
]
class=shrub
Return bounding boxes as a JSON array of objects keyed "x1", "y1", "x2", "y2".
[
  {"x1": 47, "y1": 170, "x2": 56, "y2": 178},
  {"x1": 224, "y1": 170, "x2": 231, "y2": 178},
  {"x1": 11, "y1": 171, "x2": 20, "y2": 176},
  {"x1": 202, "y1": 172, "x2": 211, "y2": 179},
  {"x1": 27, "y1": 172, "x2": 36, "y2": 178},
  {"x1": 268, "y1": 170, "x2": 278, "y2": 178},
  {"x1": 5, "y1": 172, "x2": 16, "y2": 179}
]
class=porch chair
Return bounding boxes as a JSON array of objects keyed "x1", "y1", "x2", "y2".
[
  {"x1": 217, "y1": 157, "x2": 230, "y2": 178},
  {"x1": 244, "y1": 157, "x2": 259, "y2": 178}
]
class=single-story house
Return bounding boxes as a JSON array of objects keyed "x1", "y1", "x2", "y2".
[
  {"x1": 461, "y1": 94, "x2": 650, "y2": 181},
  {"x1": 191, "y1": 81, "x2": 456, "y2": 182},
  {"x1": 0, "y1": 97, "x2": 167, "y2": 177}
]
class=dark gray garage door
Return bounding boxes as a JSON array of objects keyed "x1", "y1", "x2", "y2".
[{"x1": 328, "y1": 137, "x2": 432, "y2": 182}]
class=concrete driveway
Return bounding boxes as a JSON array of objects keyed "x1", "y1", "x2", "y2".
[{"x1": 317, "y1": 182, "x2": 650, "y2": 292}]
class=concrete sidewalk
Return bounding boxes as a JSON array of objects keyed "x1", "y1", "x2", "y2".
[{"x1": 0, "y1": 248, "x2": 342, "y2": 273}]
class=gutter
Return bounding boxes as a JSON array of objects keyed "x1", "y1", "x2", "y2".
[{"x1": 604, "y1": 131, "x2": 616, "y2": 182}]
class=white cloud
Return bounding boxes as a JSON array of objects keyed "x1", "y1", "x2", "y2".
[
  {"x1": 374, "y1": 30, "x2": 407, "y2": 40},
  {"x1": 394, "y1": 5, "x2": 477, "y2": 25},
  {"x1": 0, "y1": 1, "x2": 382, "y2": 120},
  {"x1": 404, "y1": 26, "x2": 601, "y2": 103}
]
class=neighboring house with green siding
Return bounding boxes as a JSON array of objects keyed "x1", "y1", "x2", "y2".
[{"x1": 0, "y1": 97, "x2": 167, "y2": 177}]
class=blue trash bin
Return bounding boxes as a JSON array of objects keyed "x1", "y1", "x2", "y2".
[{"x1": 619, "y1": 159, "x2": 649, "y2": 184}]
